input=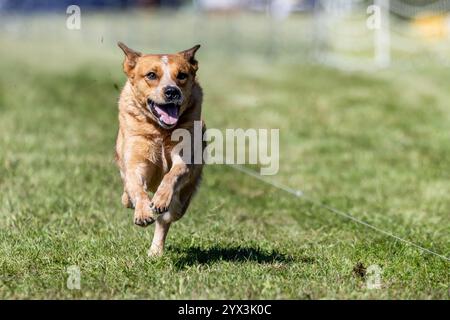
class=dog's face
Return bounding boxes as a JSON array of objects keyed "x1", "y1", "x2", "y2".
[{"x1": 118, "y1": 42, "x2": 200, "y2": 129}]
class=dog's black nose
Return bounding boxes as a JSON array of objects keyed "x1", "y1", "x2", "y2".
[{"x1": 164, "y1": 86, "x2": 181, "y2": 101}]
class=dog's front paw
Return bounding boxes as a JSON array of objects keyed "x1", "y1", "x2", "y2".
[
  {"x1": 133, "y1": 208, "x2": 155, "y2": 227},
  {"x1": 150, "y1": 187, "x2": 173, "y2": 214}
]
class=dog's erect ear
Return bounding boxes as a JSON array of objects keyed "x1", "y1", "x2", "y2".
[
  {"x1": 118, "y1": 42, "x2": 142, "y2": 76},
  {"x1": 179, "y1": 44, "x2": 201, "y2": 70}
]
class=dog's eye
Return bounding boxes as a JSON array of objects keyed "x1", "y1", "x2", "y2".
[
  {"x1": 146, "y1": 72, "x2": 157, "y2": 80},
  {"x1": 177, "y1": 72, "x2": 188, "y2": 80}
]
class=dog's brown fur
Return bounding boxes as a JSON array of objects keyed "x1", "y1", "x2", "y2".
[{"x1": 115, "y1": 42, "x2": 204, "y2": 256}]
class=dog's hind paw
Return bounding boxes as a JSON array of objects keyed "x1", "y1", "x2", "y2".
[{"x1": 148, "y1": 245, "x2": 164, "y2": 258}]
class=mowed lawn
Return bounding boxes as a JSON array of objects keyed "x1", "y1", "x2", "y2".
[{"x1": 0, "y1": 27, "x2": 449, "y2": 298}]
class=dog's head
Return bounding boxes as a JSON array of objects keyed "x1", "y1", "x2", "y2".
[{"x1": 118, "y1": 42, "x2": 200, "y2": 129}]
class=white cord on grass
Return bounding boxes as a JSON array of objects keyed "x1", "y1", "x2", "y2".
[{"x1": 229, "y1": 164, "x2": 450, "y2": 262}]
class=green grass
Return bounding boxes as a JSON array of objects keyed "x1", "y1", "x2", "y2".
[{"x1": 0, "y1": 12, "x2": 449, "y2": 299}]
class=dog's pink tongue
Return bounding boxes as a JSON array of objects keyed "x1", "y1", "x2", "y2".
[{"x1": 155, "y1": 105, "x2": 178, "y2": 125}]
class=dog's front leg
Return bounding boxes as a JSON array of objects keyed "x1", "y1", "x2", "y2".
[
  {"x1": 150, "y1": 154, "x2": 190, "y2": 214},
  {"x1": 123, "y1": 139, "x2": 156, "y2": 227},
  {"x1": 125, "y1": 163, "x2": 155, "y2": 227}
]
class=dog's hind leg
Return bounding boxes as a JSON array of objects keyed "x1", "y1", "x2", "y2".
[
  {"x1": 147, "y1": 182, "x2": 199, "y2": 257},
  {"x1": 147, "y1": 195, "x2": 184, "y2": 257},
  {"x1": 121, "y1": 191, "x2": 134, "y2": 209},
  {"x1": 148, "y1": 215, "x2": 172, "y2": 257},
  {"x1": 148, "y1": 135, "x2": 205, "y2": 257}
]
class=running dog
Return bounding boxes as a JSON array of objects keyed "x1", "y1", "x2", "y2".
[{"x1": 115, "y1": 42, "x2": 204, "y2": 256}]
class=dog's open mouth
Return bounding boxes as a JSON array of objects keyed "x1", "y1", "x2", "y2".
[{"x1": 147, "y1": 99, "x2": 180, "y2": 128}]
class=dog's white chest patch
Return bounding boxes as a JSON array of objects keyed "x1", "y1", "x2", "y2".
[{"x1": 161, "y1": 143, "x2": 169, "y2": 173}]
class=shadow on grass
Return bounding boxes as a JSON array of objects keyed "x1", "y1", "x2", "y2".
[{"x1": 170, "y1": 245, "x2": 314, "y2": 269}]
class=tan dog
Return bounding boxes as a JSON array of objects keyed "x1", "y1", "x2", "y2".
[{"x1": 115, "y1": 42, "x2": 204, "y2": 256}]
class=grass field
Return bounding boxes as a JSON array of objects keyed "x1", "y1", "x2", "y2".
[{"x1": 0, "y1": 12, "x2": 449, "y2": 299}]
